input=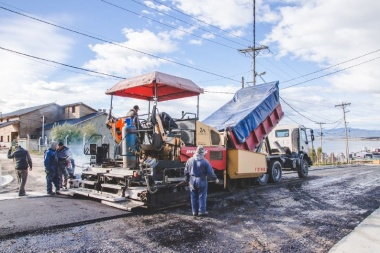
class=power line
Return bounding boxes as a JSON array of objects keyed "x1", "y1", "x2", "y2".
[
  {"x1": 280, "y1": 96, "x2": 317, "y2": 123},
  {"x1": 123, "y1": 0, "x2": 249, "y2": 47},
  {"x1": 0, "y1": 46, "x2": 126, "y2": 79},
  {"x1": 150, "y1": 0, "x2": 252, "y2": 44},
  {"x1": 282, "y1": 48, "x2": 380, "y2": 84},
  {"x1": 282, "y1": 55, "x2": 380, "y2": 90},
  {"x1": 2, "y1": 48, "x2": 120, "y2": 80},
  {"x1": 283, "y1": 115, "x2": 301, "y2": 125},
  {"x1": 101, "y1": 0, "x2": 239, "y2": 50},
  {"x1": 0, "y1": 5, "x2": 241, "y2": 83}
]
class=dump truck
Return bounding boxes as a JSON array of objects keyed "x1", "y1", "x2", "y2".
[{"x1": 66, "y1": 71, "x2": 313, "y2": 210}]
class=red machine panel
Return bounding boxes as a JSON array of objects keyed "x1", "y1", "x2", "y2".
[{"x1": 180, "y1": 146, "x2": 227, "y2": 171}]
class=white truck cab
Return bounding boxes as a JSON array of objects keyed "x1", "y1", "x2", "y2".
[{"x1": 268, "y1": 124, "x2": 314, "y2": 157}]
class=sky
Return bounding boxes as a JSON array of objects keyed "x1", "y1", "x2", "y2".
[{"x1": 1, "y1": 0, "x2": 380, "y2": 135}]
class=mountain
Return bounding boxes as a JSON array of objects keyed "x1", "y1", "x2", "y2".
[{"x1": 314, "y1": 128, "x2": 380, "y2": 139}]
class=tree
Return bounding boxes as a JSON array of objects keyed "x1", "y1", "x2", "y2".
[
  {"x1": 81, "y1": 123, "x2": 97, "y2": 137},
  {"x1": 50, "y1": 123, "x2": 95, "y2": 144},
  {"x1": 317, "y1": 147, "x2": 323, "y2": 164},
  {"x1": 310, "y1": 148, "x2": 317, "y2": 163}
]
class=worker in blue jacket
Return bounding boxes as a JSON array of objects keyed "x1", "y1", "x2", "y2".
[
  {"x1": 184, "y1": 145, "x2": 219, "y2": 216},
  {"x1": 44, "y1": 141, "x2": 60, "y2": 195}
]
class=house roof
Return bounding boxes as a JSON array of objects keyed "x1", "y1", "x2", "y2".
[
  {"x1": 0, "y1": 120, "x2": 20, "y2": 128},
  {"x1": 0, "y1": 103, "x2": 58, "y2": 119},
  {"x1": 40, "y1": 112, "x2": 106, "y2": 130},
  {"x1": 61, "y1": 102, "x2": 98, "y2": 113}
]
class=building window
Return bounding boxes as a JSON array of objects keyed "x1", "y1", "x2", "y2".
[
  {"x1": 7, "y1": 136, "x2": 9, "y2": 142},
  {"x1": 72, "y1": 106, "x2": 76, "y2": 113},
  {"x1": 0, "y1": 136, "x2": 3, "y2": 142}
]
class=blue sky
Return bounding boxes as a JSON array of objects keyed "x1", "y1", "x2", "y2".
[{"x1": 1, "y1": 0, "x2": 380, "y2": 132}]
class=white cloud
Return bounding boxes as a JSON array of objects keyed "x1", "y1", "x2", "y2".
[
  {"x1": 144, "y1": 1, "x2": 171, "y2": 12},
  {"x1": 189, "y1": 39, "x2": 202, "y2": 45},
  {"x1": 259, "y1": 0, "x2": 380, "y2": 129},
  {"x1": 0, "y1": 17, "x2": 74, "y2": 113},
  {"x1": 173, "y1": 0, "x2": 252, "y2": 30},
  {"x1": 84, "y1": 28, "x2": 180, "y2": 77}
]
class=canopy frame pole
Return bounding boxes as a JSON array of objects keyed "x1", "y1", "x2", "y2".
[{"x1": 197, "y1": 95, "x2": 200, "y2": 120}]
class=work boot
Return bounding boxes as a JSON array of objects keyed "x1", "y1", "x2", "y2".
[
  {"x1": 192, "y1": 212, "x2": 198, "y2": 217},
  {"x1": 199, "y1": 211, "x2": 208, "y2": 217}
]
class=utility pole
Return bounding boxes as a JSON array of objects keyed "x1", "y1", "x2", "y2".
[
  {"x1": 41, "y1": 115, "x2": 45, "y2": 148},
  {"x1": 335, "y1": 102, "x2": 351, "y2": 163},
  {"x1": 238, "y1": 0, "x2": 268, "y2": 86},
  {"x1": 316, "y1": 122, "x2": 326, "y2": 164}
]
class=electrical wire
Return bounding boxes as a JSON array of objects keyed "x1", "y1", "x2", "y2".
[
  {"x1": 150, "y1": 0, "x2": 252, "y2": 44},
  {"x1": 0, "y1": 46, "x2": 126, "y2": 79},
  {"x1": 282, "y1": 49, "x2": 380, "y2": 84},
  {"x1": 0, "y1": 5, "x2": 241, "y2": 83},
  {"x1": 281, "y1": 55, "x2": 380, "y2": 90},
  {"x1": 122, "y1": 0, "x2": 249, "y2": 47},
  {"x1": 101, "y1": 0, "x2": 240, "y2": 50}
]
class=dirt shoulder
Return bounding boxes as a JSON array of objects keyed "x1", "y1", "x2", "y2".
[{"x1": 0, "y1": 149, "x2": 47, "y2": 194}]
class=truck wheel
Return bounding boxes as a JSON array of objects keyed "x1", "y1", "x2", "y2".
[
  {"x1": 255, "y1": 174, "x2": 268, "y2": 186},
  {"x1": 297, "y1": 160, "x2": 309, "y2": 178},
  {"x1": 227, "y1": 176, "x2": 237, "y2": 192},
  {"x1": 240, "y1": 178, "x2": 250, "y2": 189},
  {"x1": 268, "y1": 160, "x2": 282, "y2": 183}
]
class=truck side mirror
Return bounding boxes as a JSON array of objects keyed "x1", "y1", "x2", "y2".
[{"x1": 310, "y1": 129, "x2": 315, "y2": 141}]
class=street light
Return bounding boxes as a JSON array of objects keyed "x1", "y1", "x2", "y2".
[{"x1": 256, "y1": 71, "x2": 266, "y2": 83}]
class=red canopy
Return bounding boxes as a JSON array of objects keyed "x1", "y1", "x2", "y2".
[{"x1": 105, "y1": 71, "x2": 204, "y2": 102}]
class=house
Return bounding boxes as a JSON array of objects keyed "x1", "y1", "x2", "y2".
[{"x1": 0, "y1": 102, "x2": 112, "y2": 150}]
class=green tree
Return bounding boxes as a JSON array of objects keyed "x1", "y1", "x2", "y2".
[
  {"x1": 81, "y1": 123, "x2": 97, "y2": 137},
  {"x1": 50, "y1": 123, "x2": 91, "y2": 144},
  {"x1": 317, "y1": 147, "x2": 323, "y2": 164},
  {"x1": 310, "y1": 148, "x2": 317, "y2": 163}
]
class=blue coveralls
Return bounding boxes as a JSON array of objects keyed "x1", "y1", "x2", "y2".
[
  {"x1": 44, "y1": 148, "x2": 60, "y2": 194},
  {"x1": 185, "y1": 155, "x2": 217, "y2": 215}
]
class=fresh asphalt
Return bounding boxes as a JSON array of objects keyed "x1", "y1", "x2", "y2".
[
  {"x1": 0, "y1": 193, "x2": 130, "y2": 239},
  {"x1": 0, "y1": 185, "x2": 379, "y2": 252}
]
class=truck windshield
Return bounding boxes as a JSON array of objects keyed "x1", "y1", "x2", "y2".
[{"x1": 275, "y1": 129, "x2": 289, "y2": 138}]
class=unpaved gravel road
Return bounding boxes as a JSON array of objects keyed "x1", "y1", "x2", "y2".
[{"x1": 1, "y1": 149, "x2": 379, "y2": 253}]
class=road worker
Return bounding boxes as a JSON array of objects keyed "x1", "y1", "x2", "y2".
[
  {"x1": 7, "y1": 142, "x2": 32, "y2": 196},
  {"x1": 44, "y1": 141, "x2": 60, "y2": 195},
  {"x1": 184, "y1": 145, "x2": 219, "y2": 216}
]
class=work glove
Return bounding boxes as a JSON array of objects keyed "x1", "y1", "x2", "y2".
[
  {"x1": 29, "y1": 167, "x2": 32, "y2": 171},
  {"x1": 45, "y1": 169, "x2": 50, "y2": 175},
  {"x1": 215, "y1": 178, "x2": 220, "y2": 184},
  {"x1": 185, "y1": 174, "x2": 190, "y2": 183}
]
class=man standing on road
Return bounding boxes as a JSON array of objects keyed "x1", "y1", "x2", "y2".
[
  {"x1": 184, "y1": 145, "x2": 219, "y2": 217},
  {"x1": 57, "y1": 141, "x2": 72, "y2": 189},
  {"x1": 44, "y1": 141, "x2": 60, "y2": 195},
  {"x1": 7, "y1": 143, "x2": 32, "y2": 196}
]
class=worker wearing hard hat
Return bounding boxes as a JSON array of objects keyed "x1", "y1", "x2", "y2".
[{"x1": 184, "y1": 145, "x2": 219, "y2": 217}]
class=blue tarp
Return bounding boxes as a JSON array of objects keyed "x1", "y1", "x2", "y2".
[{"x1": 203, "y1": 81, "x2": 280, "y2": 144}]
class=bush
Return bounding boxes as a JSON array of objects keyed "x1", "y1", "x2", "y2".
[{"x1": 50, "y1": 123, "x2": 96, "y2": 144}]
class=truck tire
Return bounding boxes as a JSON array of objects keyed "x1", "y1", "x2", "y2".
[
  {"x1": 268, "y1": 160, "x2": 282, "y2": 183},
  {"x1": 254, "y1": 174, "x2": 268, "y2": 186},
  {"x1": 297, "y1": 159, "x2": 309, "y2": 178},
  {"x1": 227, "y1": 176, "x2": 237, "y2": 192},
  {"x1": 240, "y1": 178, "x2": 250, "y2": 189}
]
